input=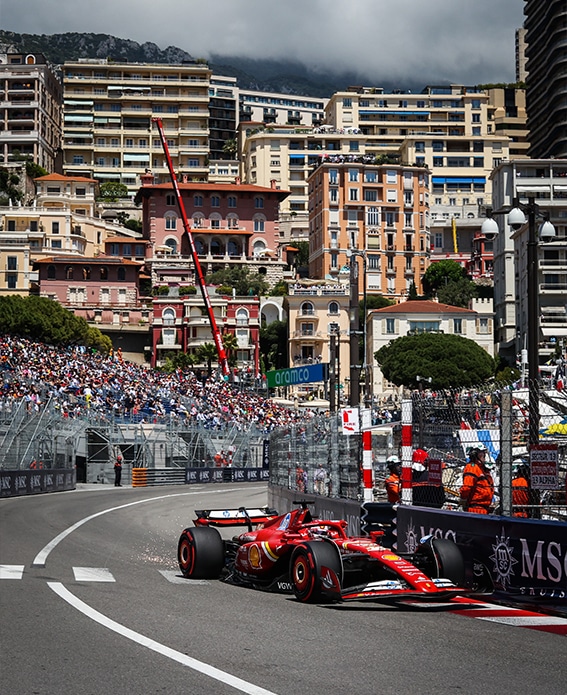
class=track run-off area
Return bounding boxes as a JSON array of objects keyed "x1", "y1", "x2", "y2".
[{"x1": 1, "y1": 483, "x2": 565, "y2": 695}]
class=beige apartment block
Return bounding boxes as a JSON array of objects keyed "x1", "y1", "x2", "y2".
[
  {"x1": 284, "y1": 282, "x2": 351, "y2": 400},
  {"x1": 62, "y1": 59, "x2": 212, "y2": 197},
  {"x1": 0, "y1": 51, "x2": 62, "y2": 173},
  {"x1": 307, "y1": 160, "x2": 429, "y2": 300},
  {"x1": 0, "y1": 173, "x2": 137, "y2": 295}
]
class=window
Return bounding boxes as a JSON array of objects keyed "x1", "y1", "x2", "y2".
[
  {"x1": 194, "y1": 195, "x2": 203, "y2": 207},
  {"x1": 386, "y1": 189, "x2": 397, "y2": 203},
  {"x1": 415, "y1": 142, "x2": 425, "y2": 153},
  {"x1": 228, "y1": 196, "x2": 237, "y2": 208},
  {"x1": 166, "y1": 193, "x2": 176, "y2": 206},
  {"x1": 254, "y1": 197, "x2": 264, "y2": 209},
  {"x1": 478, "y1": 318, "x2": 489, "y2": 334},
  {"x1": 328, "y1": 302, "x2": 339, "y2": 315},
  {"x1": 301, "y1": 322, "x2": 314, "y2": 336},
  {"x1": 329, "y1": 188, "x2": 338, "y2": 203},
  {"x1": 453, "y1": 318, "x2": 463, "y2": 334},
  {"x1": 117, "y1": 267, "x2": 126, "y2": 282},
  {"x1": 433, "y1": 141, "x2": 444, "y2": 152},
  {"x1": 349, "y1": 169, "x2": 359, "y2": 182},
  {"x1": 51, "y1": 240, "x2": 62, "y2": 249},
  {"x1": 165, "y1": 214, "x2": 177, "y2": 230},
  {"x1": 329, "y1": 169, "x2": 338, "y2": 185},
  {"x1": 366, "y1": 206, "x2": 380, "y2": 225},
  {"x1": 100, "y1": 267, "x2": 108, "y2": 280},
  {"x1": 386, "y1": 170, "x2": 397, "y2": 184},
  {"x1": 7, "y1": 275, "x2": 17, "y2": 289},
  {"x1": 301, "y1": 302, "x2": 314, "y2": 316},
  {"x1": 349, "y1": 188, "x2": 359, "y2": 202},
  {"x1": 253, "y1": 216, "x2": 265, "y2": 232},
  {"x1": 434, "y1": 232, "x2": 443, "y2": 248},
  {"x1": 211, "y1": 195, "x2": 220, "y2": 207},
  {"x1": 7, "y1": 256, "x2": 17, "y2": 270},
  {"x1": 386, "y1": 318, "x2": 395, "y2": 334},
  {"x1": 236, "y1": 308, "x2": 249, "y2": 325},
  {"x1": 433, "y1": 157, "x2": 444, "y2": 167},
  {"x1": 343, "y1": 98, "x2": 352, "y2": 108},
  {"x1": 364, "y1": 189, "x2": 377, "y2": 202},
  {"x1": 409, "y1": 320, "x2": 441, "y2": 333},
  {"x1": 73, "y1": 155, "x2": 84, "y2": 165},
  {"x1": 365, "y1": 170, "x2": 377, "y2": 183}
]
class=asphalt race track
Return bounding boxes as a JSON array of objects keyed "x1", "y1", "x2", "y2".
[{"x1": 1, "y1": 483, "x2": 565, "y2": 695}]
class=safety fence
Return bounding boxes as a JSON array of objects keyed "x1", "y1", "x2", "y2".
[{"x1": 268, "y1": 384, "x2": 567, "y2": 521}]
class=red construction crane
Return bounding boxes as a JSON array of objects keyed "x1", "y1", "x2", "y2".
[{"x1": 152, "y1": 117, "x2": 230, "y2": 377}]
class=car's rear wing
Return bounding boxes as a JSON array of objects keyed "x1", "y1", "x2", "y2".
[{"x1": 194, "y1": 506, "x2": 278, "y2": 529}]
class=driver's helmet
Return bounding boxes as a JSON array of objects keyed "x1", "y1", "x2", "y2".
[{"x1": 310, "y1": 525, "x2": 329, "y2": 538}]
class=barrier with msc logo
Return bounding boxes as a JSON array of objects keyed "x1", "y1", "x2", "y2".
[
  {"x1": 131, "y1": 466, "x2": 270, "y2": 487},
  {"x1": 1, "y1": 469, "x2": 76, "y2": 498}
]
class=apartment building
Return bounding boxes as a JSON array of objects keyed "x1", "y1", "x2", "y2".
[
  {"x1": 62, "y1": 58, "x2": 212, "y2": 196},
  {"x1": 0, "y1": 51, "x2": 62, "y2": 173},
  {"x1": 134, "y1": 171, "x2": 290, "y2": 288},
  {"x1": 239, "y1": 89, "x2": 326, "y2": 128},
  {"x1": 524, "y1": 0, "x2": 567, "y2": 159},
  {"x1": 491, "y1": 159, "x2": 567, "y2": 364},
  {"x1": 307, "y1": 159, "x2": 429, "y2": 299},
  {"x1": 209, "y1": 75, "x2": 238, "y2": 162},
  {"x1": 152, "y1": 290, "x2": 261, "y2": 370},
  {"x1": 0, "y1": 173, "x2": 133, "y2": 296},
  {"x1": 285, "y1": 282, "x2": 351, "y2": 400}
]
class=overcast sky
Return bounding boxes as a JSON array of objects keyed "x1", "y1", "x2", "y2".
[{"x1": 2, "y1": 0, "x2": 525, "y2": 87}]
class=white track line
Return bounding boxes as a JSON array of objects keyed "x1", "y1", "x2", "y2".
[
  {"x1": 48, "y1": 582, "x2": 278, "y2": 695},
  {"x1": 32, "y1": 486, "x2": 266, "y2": 567}
]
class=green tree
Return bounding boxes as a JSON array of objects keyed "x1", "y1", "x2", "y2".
[
  {"x1": 222, "y1": 332, "x2": 239, "y2": 367},
  {"x1": 207, "y1": 266, "x2": 269, "y2": 297},
  {"x1": 222, "y1": 138, "x2": 238, "y2": 158},
  {"x1": 0, "y1": 167, "x2": 22, "y2": 205},
  {"x1": 197, "y1": 342, "x2": 219, "y2": 376},
  {"x1": 270, "y1": 280, "x2": 288, "y2": 296},
  {"x1": 294, "y1": 241, "x2": 310, "y2": 269},
  {"x1": 422, "y1": 259, "x2": 468, "y2": 297},
  {"x1": 0, "y1": 296, "x2": 111, "y2": 353},
  {"x1": 160, "y1": 351, "x2": 197, "y2": 373},
  {"x1": 98, "y1": 181, "x2": 129, "y2": 201},
  {"x1": 260, "y1": 320, "x2": 288, "y2": 371},
  {"x1": 123, "y1": 217, "x2": 142, "y2": 233},
  {"x1": 436, "y1": 276, "x2": 478, "y2": 308},
  {"x1": 375, "y1": 333, "x2": 495, "y2": 390}
]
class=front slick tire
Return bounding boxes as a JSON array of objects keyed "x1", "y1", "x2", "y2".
[
  {"x1": 290, "y1": 540, "x2": 342, "y2": 603},
  {"x1": 178, "y1": 526, "x2": 224, "y2": 579}
]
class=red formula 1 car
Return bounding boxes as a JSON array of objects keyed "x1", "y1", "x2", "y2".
[{"x1": 178, "y1": 503, "x2": 470, "y2": 603}]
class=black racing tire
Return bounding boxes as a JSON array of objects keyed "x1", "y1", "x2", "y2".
[
  {"x1": 178, "y1": 526, "x2": 224, "y2": 579},
  {"x1": 421, "y1": 537, "x2": 465, "y2": 587},
  {"x1": 290, "y1": 540, "x2": 343, "y2": 603}
]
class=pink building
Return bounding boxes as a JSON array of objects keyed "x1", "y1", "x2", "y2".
[{"x1": 134, "y1": 172, "x2": 289, "y2": 270}]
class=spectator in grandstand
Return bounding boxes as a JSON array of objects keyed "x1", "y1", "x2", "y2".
[
  {"x1": 459, "y1": 444, "x2": 495, "y2": 514},
  {"x1": 384, "y1": 456, "x2": 402, "y2": 503}
]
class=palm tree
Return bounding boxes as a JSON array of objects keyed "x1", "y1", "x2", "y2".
[
  {"x1": 197, "y1": 342, "x2": 218, "y2": 376},
  {"x1": 222, "y1": 332, "x2": 239, "y2": 367}
]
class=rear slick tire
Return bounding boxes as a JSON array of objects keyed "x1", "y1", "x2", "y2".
[
  {"x1": 178, "y1": 526, "x2": 224, "y2": 579},
  {"x1": 290, "y1": 540, "x2": 343, "y2": 603}
]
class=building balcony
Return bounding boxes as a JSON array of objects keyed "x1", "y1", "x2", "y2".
[{"x1": 291, "y1": 330, "x2": 326, "y2": 341}]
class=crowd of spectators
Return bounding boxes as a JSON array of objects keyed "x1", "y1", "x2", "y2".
[{"x1": 0, "y1": 336, "x2": 320, "y2": 433}]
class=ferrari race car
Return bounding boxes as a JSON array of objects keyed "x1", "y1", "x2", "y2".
[{"x1": 178, "y1": 503, "x2": 470, "y2": 603}]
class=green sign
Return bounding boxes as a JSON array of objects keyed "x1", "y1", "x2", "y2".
[{"x1": 267, "y1": 363, "x2": 327, "y2": 389}]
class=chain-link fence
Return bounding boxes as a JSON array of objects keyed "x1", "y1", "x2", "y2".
[{"x1": 268, "y1": 383, "x2": 567, "y2": 522}]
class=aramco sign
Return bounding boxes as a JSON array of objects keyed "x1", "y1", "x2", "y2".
[{"x1": 266, "y1": 363, "x2": 327, "y2": 389}]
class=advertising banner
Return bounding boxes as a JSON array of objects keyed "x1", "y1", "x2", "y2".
[
  {"x1": 396, "y1": 506, "x2": 566, "y2": 599},
  {"x1": 185, "y1": 467, "x2": 270, "y2": 485},
  {"x1": 0, "y1": 469, "x2": 76, "y2": 498},
  {"x1": 530, "y1": 443, "x2": 559, "y2": 490}
]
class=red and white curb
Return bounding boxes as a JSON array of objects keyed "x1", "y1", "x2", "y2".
[{"x1": 450, "y1": 596, "x2": 567, "y2": 635}]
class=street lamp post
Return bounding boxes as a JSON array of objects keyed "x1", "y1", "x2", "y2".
[
  {"x1": 483, "y1": 196, "x2": 556, "y2": 446},
  {"x1": 347, "y1": 249, "x2": 369, "y2": 408}
]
